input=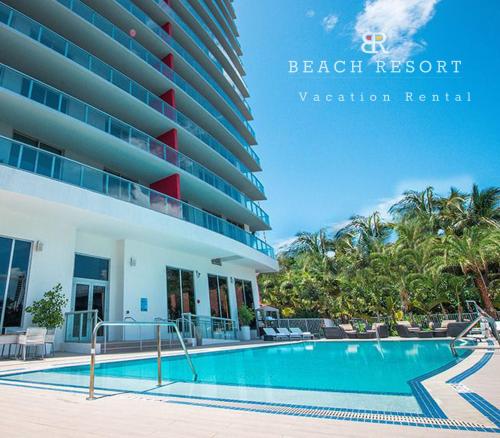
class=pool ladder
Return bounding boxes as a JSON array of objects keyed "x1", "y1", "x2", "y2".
[{"x1": 450, "y1": 301, "x2": 500, "y2": 356}]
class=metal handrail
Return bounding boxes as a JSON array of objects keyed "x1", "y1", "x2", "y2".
[
  {"x1": 88, "y1": 321, "x2": 197, "y2": 400},
  {"x1": 450, "y1": 301, "x2": 500, "y2": 356},
  {"x1": 123, "y1": 316, "x2": 142, "y2": 351}
]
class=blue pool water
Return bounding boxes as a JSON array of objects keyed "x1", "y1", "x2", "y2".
[{"x1": 3, "y1": 340, "x2": 467, "y2": 396}]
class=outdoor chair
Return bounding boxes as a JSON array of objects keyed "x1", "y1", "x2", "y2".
[
  {"x1": 371, "y1": 323, "x2": 389, "y2": 338},
  {"x1": 323, "y1": 327, "x2": 344, "y2": 339},
  {"x1": 290, "y1": 327, "x2": 314, "y2": 339},
  {"x1": 262, "y1": 327, "x2": 288, "y2": 341},
  {"x1": 45, "y1": 331, "x2": 56, "y2": 357},
  {"x1": 17, "y1": 327, "x2": 47, "y2": 360},
  {"x1": 339, "y1": 324, "x2": 358, "y2": 339},
  {"x1": 432, "y1": 319, "x2": 455, "y2": 336},
  {"x1": 276, "y1": 327, "x2": 302, "y2": 340},
  {"x1": 396, "y1": 321, "x2": 421, "y2": 338},
  {"x1": 447, "y1": 321, "x2": 470, "y2": 337}
]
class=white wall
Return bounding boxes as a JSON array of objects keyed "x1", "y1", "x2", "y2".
[
  {"x1": 121, "y1": 239, "x2": 258, "y2": 340},
  {"x1": 0, "y1": 208, "x2": 76, "y2": 346}
]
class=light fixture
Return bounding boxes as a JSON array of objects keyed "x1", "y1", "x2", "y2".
[
  {"x1": 129, "y1": 257, "x2": 136, "y2": 267},
  {"x1": 34, "y1": 241, "x2": 44, "y2": 252},
  {"x1": 195, "y1": 270, "x2": 200, "y2": 278}
]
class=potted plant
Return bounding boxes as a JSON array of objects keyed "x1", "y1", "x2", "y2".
[
  {"x1": 238, "y1": 305, "x2": 254, "y2": 341},
  {"x1": 25, "y1": 284, "x2": 68, "y2": 354}
]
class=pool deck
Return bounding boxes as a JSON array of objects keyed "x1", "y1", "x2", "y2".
[{"x1": 0, "y1": 339, "x2": 498, "y2": 437}]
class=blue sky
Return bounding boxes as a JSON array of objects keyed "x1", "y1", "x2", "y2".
[{"x1": 233, "y1": 0, "x2": 500, "y2": 248}]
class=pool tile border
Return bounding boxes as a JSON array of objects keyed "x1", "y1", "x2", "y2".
[{"x1": 0, "y1": 340, "x2": 497, "y2": 433}]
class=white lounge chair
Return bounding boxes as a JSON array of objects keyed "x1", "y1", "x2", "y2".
[
  {"x1": 17, "y1": 327, "x2": 47, "y2": 360},
  {"x1": 263, "y1": 327, "x2": 288, "y2": 341},
  {"x1": 276, "y1": 327, "x2": 302, "y2": 340},
  {"x1": 290, "y1": 327, "x2": 313, "y2": 339}
]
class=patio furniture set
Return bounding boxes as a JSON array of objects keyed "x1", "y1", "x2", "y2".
[
  {"x1": 323, "y1": 323, "x2": 388, "y2": 339},
  {"x1": 0, "y1": 327, "x2": 54, "y2": 360},
  {"x1": 396, "y1": 319, "x2": 470, "y2": 338},
  {"x1": 263, "y1": 327, "x2": 314, "y2": 341}
]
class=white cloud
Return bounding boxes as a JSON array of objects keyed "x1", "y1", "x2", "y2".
[
  {"x1": 354, "y1": 0, "x2": 439, "y2": 61},
  {"x1": 322, "y1": 14, "x2": 339, "y2": 33},
  {"x1": 305, "y1": 9, "x2": 315, "y2": 18}
]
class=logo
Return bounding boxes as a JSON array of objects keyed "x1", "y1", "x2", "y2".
[{"x1": 361, "y1": 33, "x2": 388, "y2": 54}]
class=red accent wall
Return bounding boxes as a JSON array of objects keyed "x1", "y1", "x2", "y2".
[
  {"x1": 162, "y1": 22, "x2": 172, "y2": 36},
  {"x1": 162, "y1": 53, "x2": 174, "y2": 69},
  {"x1": 160, "y1": 89, "x2": 176, "y2": 108},
  {"x1": 150, "y1": 174, "x2": 180, "y2": 199},
  {"x1": 157, "y1": 129, "x2": 178, "y2": 150}
]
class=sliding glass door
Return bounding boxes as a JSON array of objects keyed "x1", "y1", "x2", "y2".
[
  {"x1": 0, "y1": 237, "x2": 32, "y2": 334},
  {"x1": 166, "y1": 267, "x2": 195, "y2": 320},
  {"x1": 208, "y1": 274, "x2": 230, "y2": 319}
]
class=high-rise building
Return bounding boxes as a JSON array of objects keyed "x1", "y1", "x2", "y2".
[{"x1": 0, "y1": 0, "x2": 277, "y2": 347}]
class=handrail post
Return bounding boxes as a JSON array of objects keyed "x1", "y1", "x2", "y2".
[
  {"x1": 157, "y1": 324, "x2": 162, "y2": 386},
  {"x1": 87, "y1": 322, "x2": 100, "y2": 400}
]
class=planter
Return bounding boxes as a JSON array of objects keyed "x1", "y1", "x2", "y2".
[{"x1": 240, "y1": 326, "x2": 251, "y2": 341}]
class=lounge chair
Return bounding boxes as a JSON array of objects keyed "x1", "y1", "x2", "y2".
[
  {"x1": 339, "y1": 324, "x2": 358, "y2": 339},
  {"x1": 323, "y1": 327, "x2": 344, "y2": 339},
  {"x1": 290, "y1": 327, "x2": 314, "y2": 339},
  {"x1": 371, "y1": 322, "x2": 389, "y2": 338},
  {"x1": 396, "y1": 321, "x2": 421, "y2": 338},
  {"x1": 276, "y1": 327, "x2": 302, "y2": 340},
  {"x1": 263, "y1": 327, "x2": 289, "y2": 341},
  {"x1": 447, "y1": 322, "x2": 471, "y2": 337},
  {"x1": 17, "y1": 327, "x2": 47, "y2": 360},
  {"x1": 432, "y1": 319, "x2": 455, "y2": 336}
]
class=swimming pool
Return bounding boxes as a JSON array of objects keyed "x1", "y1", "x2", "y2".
[{"x1": 1, "y1": 340, "x2": 468, "y2": 414}]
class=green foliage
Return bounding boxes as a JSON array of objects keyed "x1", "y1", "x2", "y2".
[
  {"x1": 25, "y1": 284, "x2": 68, "y2": 329},
  {"x1": 238, "y1": 305, "x2": 255, "y2": 326},
  {"x1": 260, "y1": 185, "x2": 500, "y2": 318}
]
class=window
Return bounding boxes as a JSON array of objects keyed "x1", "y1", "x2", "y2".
[
  {"x1": 208, "y1": 274, "x2": 230, "y2": 319},
  {"x1": 13, "y1": 132, "x2": 63, "y2": 155},
  {"x1": 0, "y1": 237, "x2": 32, "y2": 333},
  {"x1": 73, "y1": 254, "x2": 109, "y2": 281},
  {"x1": 166, "y1": 267, "x2": 195, "y2": 320}
]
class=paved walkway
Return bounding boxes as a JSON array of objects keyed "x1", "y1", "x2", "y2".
[{"x1": 0, "y1": 342, "x2": 498, "y2": 437}]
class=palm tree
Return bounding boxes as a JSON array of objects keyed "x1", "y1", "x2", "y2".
[
  {"x1": 444, "y1": 227, "x2": 500, "y2": 315},
  {"x1": 336, "y1": 212, "x2": 391, "y2": 257},
  {"x1": 389, "y1": 186, "x2": 441, "y2": 229}
]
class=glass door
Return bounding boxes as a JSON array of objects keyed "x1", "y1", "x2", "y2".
[{"x1": 69, "y1": 280, "x2": 107, "y2": 341}]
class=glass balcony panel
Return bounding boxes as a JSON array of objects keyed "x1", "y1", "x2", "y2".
[
  {"x1": 109, "y1": 119, "x2": 130, "y2": 142},
  {"x1": 30, "y1": 82, "x2": 46, "y2": 105},
  {"x1": 0, "y1": 4, "x2": 10, "y2": 24},
  {"x1": 0, "y1": 141, "x2": 19, "y2": 166},
  {"x1": 39, "y1": 29, "x2": 66, "y2": 55},
  {"x1": 10, "y1": 12, "x2": 39, "y2": 39},
  {"x1": 149, "y1": 139, "x2": 165, "y2": 160},
  {"x1": 67, "y1": 44, "x2": 90, "y2": 68},
  {"x1": 60, "y1": 96, "x2": 86, "y2": 121},
  {"x1": 60, "y1": 159, "x2": 82, "y2": 185},
  {"x1": 87, "y1": 107, "x2": 108, "y2": 131},
  {"x1": 52, "y1": 156, "x2": 62, "y2": 179},
  {"x1": 112, "y1": 70, "x2": 130, "y2": 93},
  {"x1": 130, "y1": 131, "x2": 149, "y2": 151},
  {"x1": 82, "y1": 167, "x2": 104, "y2": 192},
  {"x1": 36, "y1": 152, "x2": 54, "y2": 177},
  {"x1": 91, "y1": 58, "x2": 112, "y2": 81},
  {"x1": 19, "y1": 147, "x2": 36, "y2": 172},
  {"x1": 45, "y1": 89, "x2": 60, "y2": 110}
]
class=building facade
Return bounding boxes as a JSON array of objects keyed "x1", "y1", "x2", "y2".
[{"x1": 0, "y1": 0, "x2": 277, "y2": 347}]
